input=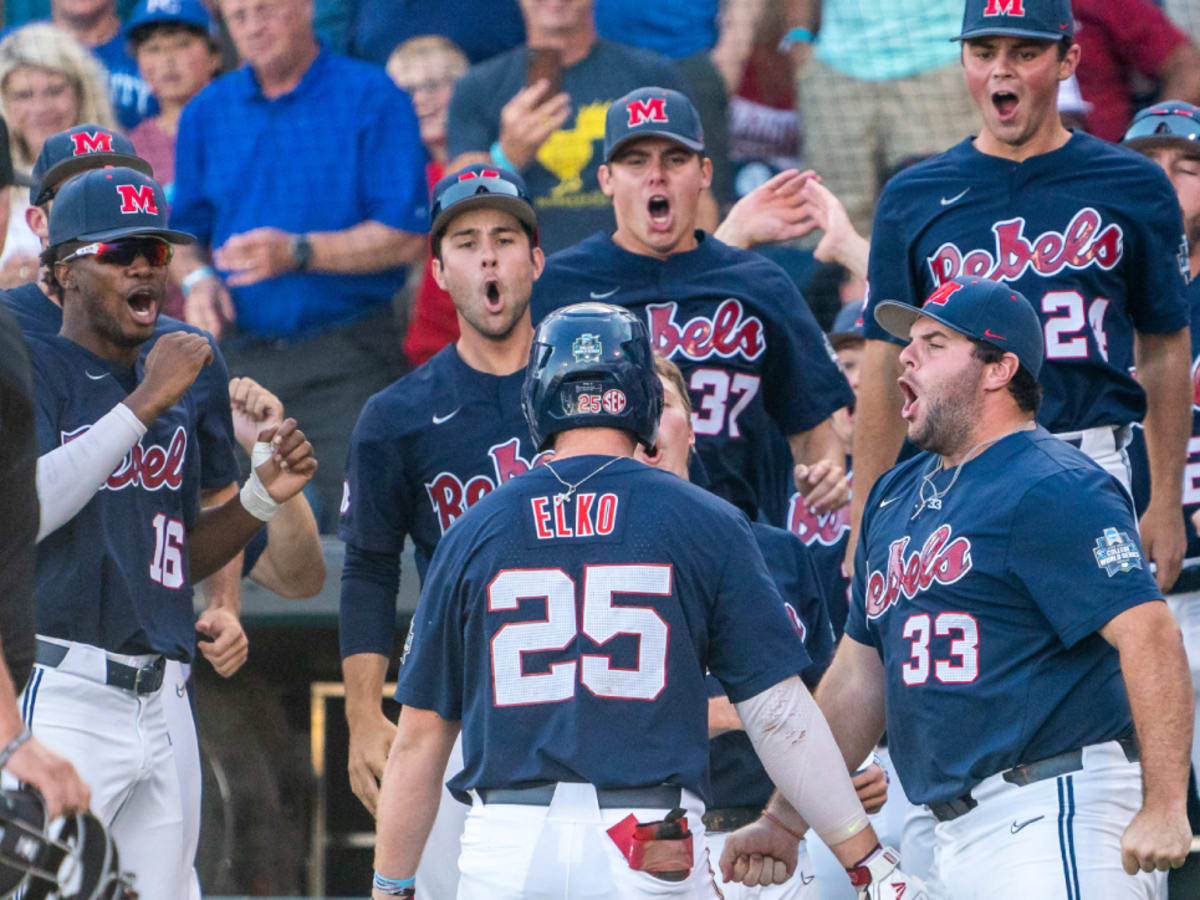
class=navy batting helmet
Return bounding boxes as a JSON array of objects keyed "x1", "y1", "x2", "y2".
[
  {"x1": 523, "y1": 302, "x2": 663, "y2": 452},
  {"x1": 0, "y1": 787, "x2": 134, "y2": 899}
]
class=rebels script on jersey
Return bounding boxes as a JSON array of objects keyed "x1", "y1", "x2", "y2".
[
  {"x1": 27, "y1": 335, "x2": 202, "y2": 661},
  {"x1": 846, "y1": 428, "x2": 1161, "y2": 806},
  {"x1": 1, "y1": 284, "x2": 239, "y2": 492},
  {"x1": 866, "y1": 133, "x2": 1189, "y2": 432},
  {"x1": 396, "y1": 456, "x2": 809, "y2": 802},
  {"x1": 339, "y1": 345, "x2": 551, "y2": 575},
  {"x1": 531, "y1": 233, "x2": 853, "y2": 518}
]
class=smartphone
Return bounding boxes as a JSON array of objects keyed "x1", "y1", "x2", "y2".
[{"x1": 526, "y1": 47, "x2": 563, "y2": 97}]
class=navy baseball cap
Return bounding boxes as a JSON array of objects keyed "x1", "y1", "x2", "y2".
[
  {"x1": 955, "y1": 0, "x2": 1074, "y2": 43},
  {"x1": 48, "y1": 168, "x2": 194, "y2": 251},
  {"x1": 604, "y1": 86, "x2": 704, "y2": 163},
  {"x1": 430, "y1": 164, "x2": 538, "y2": 242},
  {"x1": 124, "y1": 0, "x2": 215, "y2": 39},
  {"x1": 875, "y1": 278, "x2": 1044, "y2": 379},
  {"x1": 830, "y1": 299, "x2": 866, "y2": 341},
  {"x1": 31, "y1": 125, "x2": 152, "y2": 206},
  {"x1": 1122, "y1": 101, "x2": 1200, "y2": 156}
]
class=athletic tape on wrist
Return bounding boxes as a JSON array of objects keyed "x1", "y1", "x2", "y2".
[
  {"x1": 240, "y1": 442, "x2": 279, "y2": 522},
  {"x1": 372, "y1": 871, "x2": 415, "y2": 895}
]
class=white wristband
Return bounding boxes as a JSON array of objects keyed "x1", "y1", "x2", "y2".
[
  {"x1": 240, "y1": 441, "x2": 279, "y2": 522},
  {"x1": 181, "y1": 265, "x2": 216, "y2": 297}
]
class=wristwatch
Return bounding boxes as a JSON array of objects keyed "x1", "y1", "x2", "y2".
[{"x1": 290, "y1": 233, "x2": 313, "y2": 272}]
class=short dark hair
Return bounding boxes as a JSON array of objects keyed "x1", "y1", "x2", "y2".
[
  {"x1": 971, "y1": 339, "x2": 1041, "y2": 413},
  {"x1": 40, "y1": 247, "x2": 65, "y2": 302}
]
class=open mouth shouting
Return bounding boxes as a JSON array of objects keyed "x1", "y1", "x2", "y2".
[
  {"x1": 647, "y1": 194, "x2": 672, "y2": 232},
  {"x1": 483, "y1": 278, "x2": 503, "y2": 313},
  {"x1": 992, "y1": 89, "x2": 1019, "y2": 123},
  {"x1": 126, "y1": 286, "x2": 159, "y2": 326},
  {"x1": 898, "y1": 377, "x2": 919, "y2": 421}
]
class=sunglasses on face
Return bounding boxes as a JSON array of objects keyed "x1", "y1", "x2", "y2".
[
  {"x1": 432, "y1": 175, "x2": 524, "y2": 217},
  {"x1": 60, "y1": 238, "x2": 174, "y2": 267}
]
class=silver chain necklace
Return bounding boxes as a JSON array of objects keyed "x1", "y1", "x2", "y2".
[
  {"x1": 544, "y1": 456, "x2": 622, "y2": 505},
  {"x1": 911, "y1": 422, "x2": 1035, "y2": 520}
]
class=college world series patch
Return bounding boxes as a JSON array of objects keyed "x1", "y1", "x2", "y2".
[{"x1": 1093, "y1": 527, "x2": 1143, "y2": 576}]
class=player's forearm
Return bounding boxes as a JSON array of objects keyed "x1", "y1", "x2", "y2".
[
  {"x1": 251, "y1": 495, "x2": 325, "y2": 598},
  {"x1": 344, "y1": 652, "x2": 391, "y2": 731},
  {"x1": 187, "y1": 499, "x2": 266, "y2": 583},
  {"x1": 788, "y1": 418, "x2": 842, "y2": 470},
  {"x1": 1134, "y1": 328, "x2": 1191, "y2": 510},
  {"x1": 1104, "y1": 604, "x2": 1192, "y2": 813},
  {"x1": 847, "y1": 340, "x2": 906, "y2": 566},
  {"x1": 35, "y1": 403, "x2": 147, "y2": 541},
  {"x1": 813, "y1": 637, "x2": 888, "y2": 771},
  {"x1": 200, "y1": 483, "x2": 243, "y2": 616},
  {"x1": 372, "y1": 707, "x2": 459, "y2": 888},
  {"x1": 170, "y1": 243, "x2": 213, "y2": 284},
  {"x1": 708, "y1": 694, "x2": 744, "y2": 737},
  {"x1": 712, "y1": 0, "x2": 766, "y2": 83},
  {"x1": 783, "y1": 0, "x2": 819, "y2": 31},
  {"x1": 309, "y1": 222, "x2": 426, "y2": 273}
]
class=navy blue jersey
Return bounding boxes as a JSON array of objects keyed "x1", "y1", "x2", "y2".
[
  {"x1": 707, "y1": 521, "x2": 834, "y2": 810},
  {"x1": 846, "y1": 427, "x2": 1160, "y2": 805},
  {"x1": 0, "y1": 284, "x2": 239, "y2": 493},
  {"x1": 28, "y1": 336, "x2": 203, "y2": 660},
  {"x1": 866, "y1": 133, "x2": 1189, "y2": 432},
  {"x1": 531, "y1": 232, "x2": 853, "y2": 520},
  {"x1": 395, "y1": 456, "x2": 810, "y2": 803},
  {"x1": 786, "y1": 467, "x2": 853, "y2": 639}
]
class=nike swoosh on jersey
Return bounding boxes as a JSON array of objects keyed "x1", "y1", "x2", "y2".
[
  {"x1": 85, "y1": 371, "x2": 109, "y2": 380},
  {"x1": 984, "y1": 328, "x2": 1006, "y2": 341},
  {"x1": 940, "y1": 188, "x2": 970, "y2": 206},
  {"x1": 432, "y1": 408, "x2": 461, "y2": 425},
  {"x1": 1010, "y1": 815, "x2": 1044, "y2": 834},
  {"x1": 879, "y1": 496, "x2": 900, "y2": 507},
  {"x1": 589, "y1": 287, "x2": 619, "y2": 299}
]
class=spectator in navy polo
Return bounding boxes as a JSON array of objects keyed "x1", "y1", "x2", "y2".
[{"x1": 170, "y1": 0, "x2": 428, "y2": 530}]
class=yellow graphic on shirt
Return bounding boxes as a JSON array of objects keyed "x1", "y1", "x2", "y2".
[{"x1": 537, "y1": 102, "x2": 610, "y2": 199}]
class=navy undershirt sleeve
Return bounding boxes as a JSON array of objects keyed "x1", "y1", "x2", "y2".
[{"x1": 339, "y1": 541, "x2": 401, "y2": 658}]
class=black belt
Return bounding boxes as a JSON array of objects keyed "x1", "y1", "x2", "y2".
[
  {"x1": 478, "y1": 783, "x2": 682, "y2": 809},
  {"x1": 703, "y1": 806, "x2": 761, "y2": 834},
  {"x1": 928, "y1": 734, "x2": 1140, "y2": 823},
  {"x1": 35, "y1": 639, "x2": 165, "y2": 696}
]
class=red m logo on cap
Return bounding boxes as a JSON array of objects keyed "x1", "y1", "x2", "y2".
[
  {"x1": 983, "y1": 0, "x2": 1026, "y2": 15},
  {"x1": 923, "y1": 281, "x2": 964, "y2": 308},
  {"x1": 71, "y1": 131, "x2": 113, "y2": 156},
  {"x1": 627, "y1": 97, "x2": 668, "y2": 127},
  {"x1": 116, "y1": 184, "x2": 158, "y2": 215}
]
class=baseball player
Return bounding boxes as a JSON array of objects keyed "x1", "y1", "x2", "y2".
[
  {"x1": 530, "y1": 86, "x2": 854, "y2": 527},
  {"x1": 370, "y1": 302, "x2": 922, "y2": 899},
  {"x1": 0, "y1": 124, "x2": 246, "y2": 900},
  {"x1": 636, "y1": 353, "x2": 884, "y2": 899},
  {"x1": 1121, "y1": 99, "x2": 1200, "y2": 822},
  {"x1": 22, "y1": 166, "x2": 316, "y2": 898},
  {"x1": 339, "y1": 164, "x2": 550, "y2": 896},
  {"x1": 722, "y1": 278, "x2": 1193, "y2": 897},
  {"x1": 850, "y1": 0, "x2": 1193, "y2": 594}
]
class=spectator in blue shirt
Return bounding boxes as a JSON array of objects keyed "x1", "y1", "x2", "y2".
[{"x1": 171, "y1": 0, "x2": 429, "y2": 530}]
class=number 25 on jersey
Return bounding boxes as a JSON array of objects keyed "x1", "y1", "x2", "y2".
[{"x1": 489, "y1": 565, "x2": 671, "y2": 707}]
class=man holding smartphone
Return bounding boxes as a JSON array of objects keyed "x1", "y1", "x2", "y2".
[{"x1": 446, "y1": 0, "x2": 694, "y2": 254}]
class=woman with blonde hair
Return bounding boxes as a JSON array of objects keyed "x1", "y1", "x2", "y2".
[{"x1": 0, "y1": 23, "x2": 117, "y2": 287}]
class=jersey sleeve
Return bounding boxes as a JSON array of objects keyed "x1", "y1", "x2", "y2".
[
  {"x1": 761, "y1": 273, "x2": 855, "y2": 435},
  {"x1": 338, "y1": 396, "x2": 412, "y2": 554},
  {"x1": 863, "y1": 185, "x2": 919, "y2": 345},
  {"x1": 1124, "y1": 173, "x2": 1190, "y2": 334},
  {"x1": 789, "y1": 539, "x2": 835, "y2": 687},
  {"x1": 194, "y1": 342, "x2": 240, "y2": 492},
  {"x1": 169, "y1": 99, "x2": 213, "y2": 246},
  {"x1": 705, "y1": 513, "x2": 812, "y2": 703},
  {"x1": 358, "y1": 82, "x2": 430, "y2": 234},
  {"x1": 446, "y1": 66, "x2": 498, "y2": 158},
  {"x1": 1006, "y1": 467, "x2": 1163, "y2": 647},
  {"x1": 393, "y1": 530, "x2": 467, "y2": 719}
]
